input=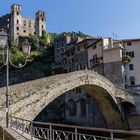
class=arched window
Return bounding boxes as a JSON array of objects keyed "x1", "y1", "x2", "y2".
[
  {"x1": 80, "y1": 98, "x2": 86, "y2": 117},
  {"x1": 67, "y1": 99, "x2": 77, "y2": 116}
]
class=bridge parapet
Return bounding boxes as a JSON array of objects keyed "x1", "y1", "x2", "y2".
[{"x1": 0, "y1": 70, "x2": 139, "y2": 129}]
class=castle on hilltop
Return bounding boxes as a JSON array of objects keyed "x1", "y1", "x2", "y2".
[{"x1": 0, "y1": 4, "x2": 46, "y2": 42}]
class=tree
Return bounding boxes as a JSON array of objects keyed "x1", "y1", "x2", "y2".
[
  {"x1": 28, "y1": 35, "x2": 39, "y2": 50},
  {"x1": 39, "y1": 30, "x2": 50, "y2": 48}
]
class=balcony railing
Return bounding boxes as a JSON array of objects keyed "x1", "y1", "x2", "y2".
[
  {"x1": 90, "y1": 58, "x2": 101, "y2": 67},
  {"x1": 10, "y1": 116, "x2": 140, "y2": 140}
]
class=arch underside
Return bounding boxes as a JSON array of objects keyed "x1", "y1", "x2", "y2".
[
  {"x1": 32, "y1": 84, "x2": 127, "y2": 129},
  {"x1": 7, "y1": 72, "x2": 129, "y2": 130}
]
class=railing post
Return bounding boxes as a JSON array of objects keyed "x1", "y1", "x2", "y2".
[
  {"x1": 30, "y1": 122, "x2": 33, "y2": 140},
  {"x1": 16, "y1": 118, "x2": 18, "y2": 130},
  {"x1": 49, "y1": 125, "x2": 52, "y2": 140},
  {"x1": 22, "y1": 119, "x2": 24, "y2": 134},
  {"x1": 110, "y1": 131, "x2": 114, "y2": 140},
  {"x1": 9, "y1": 116, "x2": 11, "y2": 128},
  {"x1": 75, "y1": 128, "x2": 78, "y2": 140}
]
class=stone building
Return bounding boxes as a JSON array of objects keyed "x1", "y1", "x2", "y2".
[
  {"x1": 122, "y1": 39, "x2": 140, "y2": 92},
  {"x1": 54, "y1": 34, "x2": 84, "y2": 73},
  {"x1": 87, "y1": 38, "x2": 124, "y2": 88},
  {"x1": 0, "y1": 4, "x2": 46, "y2": 42},
  {"x1": 87, "y1": 37, "x2": 140, "y2": 93}
]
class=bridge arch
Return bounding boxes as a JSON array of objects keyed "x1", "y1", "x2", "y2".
[{"x1": 0, "y1": 70, "x2": 133, "y2": 129}]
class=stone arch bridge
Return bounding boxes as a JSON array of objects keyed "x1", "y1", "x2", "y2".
[{"x1": 0, "y1": 70, "x2": 139, "y2": 129}]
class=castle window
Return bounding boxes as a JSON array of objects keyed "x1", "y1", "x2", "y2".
[
  {"x1": 23, "y1": 30, "x2": 26, "y2": 33},
  {"x1": 17, "y1": 12, "x2": 19, "y2": 15},
  {"x1": 42, "y1": 25, "x2": 44, "y2": 29},
  {"x1": 17, "y1": 27, "x2": 19, "y2": 31},
  {"x1": 29, "y1": 21, "x2": 31, "y2": 27},
  {"x1": 17, "y1": 20, "x2": 19, "y2": 24},
  {"x1": 42, "y1": 18, "x2": 44, "y2": 21}
]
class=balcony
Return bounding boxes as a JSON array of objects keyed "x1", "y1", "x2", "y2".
[{"x1": 90, "y1": 58, "x2": 101, "y2": 67}]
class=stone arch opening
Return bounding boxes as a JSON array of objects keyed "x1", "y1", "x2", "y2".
[
  {"x1": 8, "y1": 71, "x2": 131, "y2": 130},
  {"x1": 121, "y1": 102, "x2": 136, "y2": 116},
  {"x1": 32, "y1": 83, "x2": 126, "y2": 129}
]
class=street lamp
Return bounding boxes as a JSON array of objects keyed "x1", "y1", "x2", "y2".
[{"x1": 0, "y1": 29, "x2": 31, "y2": 128}]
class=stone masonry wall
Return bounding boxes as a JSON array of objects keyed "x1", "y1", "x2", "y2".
[
  {"x1": 0, "y1": 64, "x2": 45, "y2": 88},
  {"x1": 104, "y1": 61, "x2": 124, "y2": 88}
]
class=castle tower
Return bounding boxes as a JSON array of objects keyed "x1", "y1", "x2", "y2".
[
  {"x1": 10, "y1": 4, "x2": 22, "y2": 42},
  {"x1": 35, "y1": 11, "x2": 46, "y2": 37}
]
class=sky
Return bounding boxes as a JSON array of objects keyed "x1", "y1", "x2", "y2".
[{"x1": 1, "y1": 0, "x2": 140, "y2": 39}]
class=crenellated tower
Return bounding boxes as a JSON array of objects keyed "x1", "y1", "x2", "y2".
[
  {"x1": 35, "y1": 11, "x2": 46, "y2": 37},
  {"x1": 10, "y1": 4, "x2": 22, "y2": 42}
]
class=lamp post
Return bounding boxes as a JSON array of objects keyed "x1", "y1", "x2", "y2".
[{"x1": 0, "y1": 29, "x2": 31, "y2": 128}]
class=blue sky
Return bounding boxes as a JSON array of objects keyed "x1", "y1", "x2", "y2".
[{"x1": 1, "y1": 0, "x2": 140, "y2": 39}]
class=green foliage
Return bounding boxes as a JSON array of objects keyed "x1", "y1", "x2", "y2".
[
  {"x1": 59, "y1": 31, "x2": 88, "y2": 38},
  {"x1": 28, "y1": 35, "x2": 39, "y2": 50},
  {"x1": 122, "y1": 55, "x2": 131, "y2": 64},
  {"x1": 39, "y1": 30, "x2": 50, "y2": 47},
  {"x1": 10, "y1": 43, "x2": 25, "y2": 65}
]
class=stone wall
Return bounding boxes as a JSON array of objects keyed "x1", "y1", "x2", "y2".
[
  {"x1": 0, "y1": 126, "x2": 28, "y2": 140},
  {"x1": 0, "y1": 64, "x2": 45, "y2": 88},
  {"x1": 34, "y1": 88, "x2": 108, "y2": 128},
  {"x1": 127, "y1": 115, "x2": 140, "y2": 130},
  {"x1": 104, "y1": 61, "x2": 124, "y2": 87}
]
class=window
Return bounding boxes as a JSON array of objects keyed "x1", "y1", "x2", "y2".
[
  {"x1": 92, "y1": 44, "x2": 96, "y2": 50},
  {"x1": 42, "y1": 18, "x2": 44, "y2": 21},
  {"x1": 131, "y1": 81, "x2": 135, "y2": 86},
  {"x1": 17, "y1": 20, "x2": 19, "y2": 24},
  {"x1": 71, "y1": 58, "x2": 74, "y2": 63},
  {"x1": 23, "y1": 30, "x2": 26, "y2": 33},
  {"x1": 16, "y1": 27, "x2": 19, "y2": 31},
  {"x1": 129, "y1": 64, "x2": 134, "y2": 70},
  {"x1": 127, "y1": 42, "x2": 132, "y2": 46},
  {"x1": 78, "y1": 46, "x2": 80, "y2": 52},
  {"x1": 80, "y1": 98, "x2": 86, "y2": 117},
  {"x1": 93, "y1": 54, "x2": 97, "y2": 63},
  {"x1": 71, "y1": 52, "x2": 74, "y2": 55},
  {"x1": 125, "y1": 74, "x2": 127, "y2": 82},
  {"x1": 67, "y1": 99, "x2": 77, "y2": 116},
  {"x1": 42, "y1": 25, "x2": 44, "y2": 29},
  {"x1": 17, "y1": 12, "x2": 19, "y2": 15},
  {"x1": 69, "y1": 67, "x2": 72, "y2": 72},
  {"x1": 126, "y1": 51, "x2": 134, "y2": 58}
]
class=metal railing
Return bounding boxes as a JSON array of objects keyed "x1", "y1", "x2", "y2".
[{"x1": 10, "y1": 116, "x2": 140, "y2": 140}]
